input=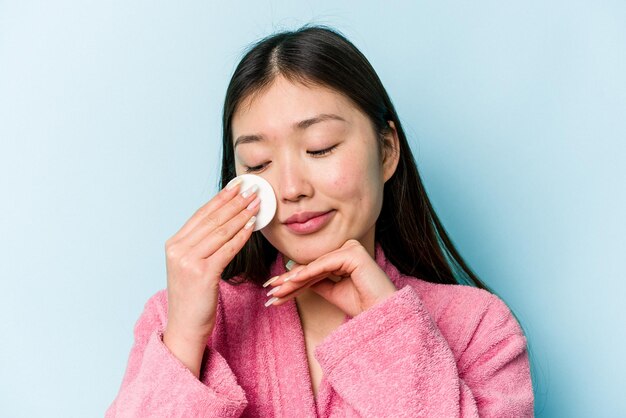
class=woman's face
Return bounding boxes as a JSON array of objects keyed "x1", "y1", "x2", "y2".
[{"x1": 231, "y1": 76, "x2": 399, "y2": 264}]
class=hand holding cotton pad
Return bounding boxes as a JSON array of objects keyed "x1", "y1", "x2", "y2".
[{"x1": 231, "y1": 174, "x2": 277, "y2": 231}]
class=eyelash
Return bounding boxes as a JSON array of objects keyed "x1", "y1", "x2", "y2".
[
  {"x1": 245, "y1": 163, "x2": 267, "y2": 173},
  {"x1": 308, "y1": 144, "x2": 338, "y2": 157},
  {"x1": 244, "y1": 145, "x2": 338, "y2": 173}
]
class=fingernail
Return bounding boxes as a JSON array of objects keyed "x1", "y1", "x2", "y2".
[
  {"x1": 266, "y1": 285, "x2": 281, "y2": 297},
  {"x1": 226, "y1": 178, "x2": 242, "y2": 190},
  {"x1": 241, "y1": 184, "x2": 259, "y2": 198},
  {"x1": 247, "y1": 196, "x2": 261, "y2": 210},
  {"x1": 244, "y1": 216, "x2": 256, "y2": 230},
  {"x1": 264, "y1": 297, "x2": 279, "y2": 307},
  {"x1": 263, "y1": 276, "x2": 279, "y2": 288},
  {"x1": 285, "y1": 259, "x2": 296, "y2": 271}
]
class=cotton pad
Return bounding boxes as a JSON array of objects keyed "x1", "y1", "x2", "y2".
[{"x1": 232, "y1": 174, "x2": 277, "y2": 231}]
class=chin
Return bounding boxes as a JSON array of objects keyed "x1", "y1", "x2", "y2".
[
  {"x1": 264, "y1": 233, "x2": 356, "y2": 265},
  {"x1": 285, "y1": 241, "x2": 340, "y2": 265}
]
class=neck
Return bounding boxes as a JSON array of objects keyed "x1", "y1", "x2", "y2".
[{"x1": 295, "y1": 288, "x2": 346, "y2": 334}]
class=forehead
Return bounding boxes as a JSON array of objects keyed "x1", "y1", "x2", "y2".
[{"x1": 231, "y1": 77, "x2": 361, "y2": 137}]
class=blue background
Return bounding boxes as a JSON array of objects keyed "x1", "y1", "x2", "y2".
[{"x1": 1, "y1": 1, "x2": 624, "y2": 416}]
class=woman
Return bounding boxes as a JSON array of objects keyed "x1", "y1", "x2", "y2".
[{"x1": 107, "y1": 25, "x2": 533, "y2": 417}]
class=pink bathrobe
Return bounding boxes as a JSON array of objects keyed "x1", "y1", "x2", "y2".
[{"x1": 106, "y1": 244, "x2": 533, "y2": 417}]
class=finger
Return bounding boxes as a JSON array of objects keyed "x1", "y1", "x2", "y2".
[
  {"x1": 265, "y1": 266, "x2": 334, "y2": 301},
  {"x1": 263, "y1": 264, "x2": 306, "y2": 288},
  {"x1": 263, "y1": 245, "x2": 355, "y2": 298},
  {"x1": 189, "y1": 200, "x2": 259, "y2": 260},
  {"x1": 285, "y1": 260, "x2": 345, "y2": 283},
  {"x1": 265, "y1": 276, "x2": 330, "y2": 307},
  {"x1": 287, "y1": 252, "x2": 353, "y2": 286},
  {"x1": 207, "y1": 212, "x2": 258, "y2": 271},
  {"x1": 263, "y1": 251, "x2": 343, "y2": 292},
  {"x1": 308, "y1": 278, "x2": 338, "y2": 301},
  {"x1": 184, "y1": 185, "x2": 260, "y2": 247},
  {"x1": 170, "y1": 179, "x2": 244, "y2": 244}
]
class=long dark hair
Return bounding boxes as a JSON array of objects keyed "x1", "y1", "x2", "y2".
[{"x1": 219, "y1": 25, "x2": 491, "y2": 292}]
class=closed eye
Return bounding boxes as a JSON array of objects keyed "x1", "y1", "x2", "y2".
[
  {"x1": 244, "y1": 162, "x2": 269, "y2": 173},
  {"x1": 308, "y1": 144, "x2": 338, "y2": 157},
  {"x1": 244, "y1": 144, "x2": 338, "y2": 172}
]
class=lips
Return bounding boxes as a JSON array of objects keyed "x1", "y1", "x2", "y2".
[
  {"x1": 284, "y1": 211, "x2": 332, "y2": 224},
  {"x1": 283, "y1": 210, "x2": 335, "y2": 234}
]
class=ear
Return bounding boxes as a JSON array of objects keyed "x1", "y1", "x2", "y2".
[{"x1": 382, "y1": 120, "x2": 401, "y2": 183}]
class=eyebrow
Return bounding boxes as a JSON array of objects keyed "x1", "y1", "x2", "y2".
[{"x1": 234, "y1": 113, "x2": 346, "y2": 148}]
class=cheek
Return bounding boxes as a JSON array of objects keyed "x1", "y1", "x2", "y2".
[
  {"x1": 325, "y1": 167, "x2": 359, "y2": 199},
  {"x1": 326, "y1": 161, "x2": 380, "y2": 203},
  {"x1": 329, "y1": 174, "x2": 350, "y2": 195}
]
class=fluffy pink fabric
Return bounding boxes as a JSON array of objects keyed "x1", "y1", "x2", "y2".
[{"x1": 107, "y1": 244, "x2": 533, "y2": 417}]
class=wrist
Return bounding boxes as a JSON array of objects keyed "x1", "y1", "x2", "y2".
[
  {"x1": 165, "y1": 314, "x2": 214, "y2": 341},
  {"x1": 363, "y1": 283, "x2": 397, "y2": 312},
  {"x1": 163, "y1": 325, "x2": 211, "y2": 348},
  {"x1": 162, "y1": 327, "x2": 209, "y2": 379}
]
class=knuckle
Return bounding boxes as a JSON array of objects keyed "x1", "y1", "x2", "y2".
[
  {"x1": 345, "y1": 239, "x2": 361, "y2": 248},
  {"x1": 203, "y1": 215, "x2": 221, "y2": 228},
  {"x1": 224, "y1": 244, "x2": 237, "y2": 259},
  {"x1": 227, "y1": 198, "x2": 244, "y2": 212},
  {"x1": 196, "y1": 206, "x2": 209, "y2": 218},
  {"x1": 179, "y1": 256, "x2": 202, "y2": 276},
  {"x1": 178, "y1": 255, "x2": 192, "y2": 269},
  {"x1": 214, "y1": 225, "x2": 229, "y2": 237},
  {"x1": 216, "y1": 191, "x2": 229, "y2": 204},
  {"x1": 165, "y1": 243, "x2": 180, "y2": 260}
]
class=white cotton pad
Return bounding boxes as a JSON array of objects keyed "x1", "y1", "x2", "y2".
[{"x1": 233, "y1": 174, "x2": 277, "y2": 231}]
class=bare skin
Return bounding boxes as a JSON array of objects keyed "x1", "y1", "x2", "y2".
[
  {"x1": 162, "y1": 180, "x2": 260, "y2": 378},
  {"x1": 295, "y1": 288, "x2": 347, "y2": 398}
]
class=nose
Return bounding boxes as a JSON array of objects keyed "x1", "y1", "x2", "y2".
[{"x1": 275, "y1": 156, "x2": 313, "y2": 203}]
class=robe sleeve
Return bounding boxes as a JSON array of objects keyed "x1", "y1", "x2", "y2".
[
  {"x1": 314, "y1": 285, "x2": 533, "y2": 417},
  {"x1": 105, "y1": 292, "x2": 248, "y2": 418}
]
